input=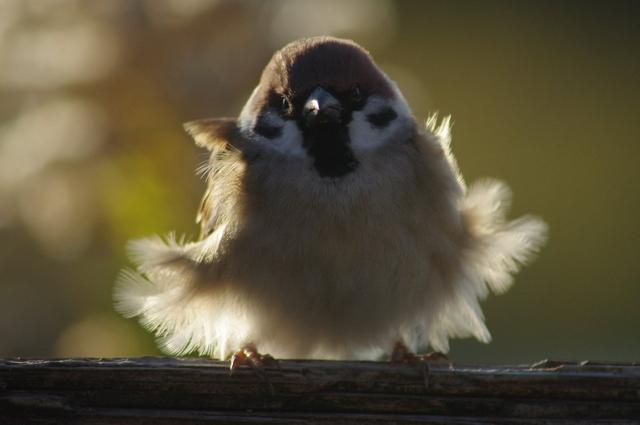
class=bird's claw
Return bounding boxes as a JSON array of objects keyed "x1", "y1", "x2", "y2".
[
  {"x1": 229, "y1": 345, "x2": 279, "y2": 374},
  {"x1": 391, "y1": 341, "x2": 449, "y2": 365}
]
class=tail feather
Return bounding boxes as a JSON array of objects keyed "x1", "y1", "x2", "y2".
[
  {"x1": 113, "y1": 235, "x2": 205, "y2": 353},
  {"x1": 113, "y1": 233, "x2": 250, "y2": 358},
  {"x1": 126, "y1": 234, "x2": 202, "y2": 281},
  {"x1": 113, "y1": 235, "x2": 203, "y2": 329},
  {"x1": 462, "y1": 180, "x2": 547, "y2": 294},
  {"x1": 428, "y1": 179, "x2": 547, "y2": 352},
  {"x1": 478, "y1": 215, "x2": 547, "y2": 293}
]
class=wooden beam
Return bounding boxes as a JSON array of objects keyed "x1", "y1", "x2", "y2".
[{"x1": 1, "y1": 358, "x2": 639, "y2": 424}]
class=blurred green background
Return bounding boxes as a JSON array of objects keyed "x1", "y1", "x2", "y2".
[{"x1": 0, "y1": 0, "x2": 638, "y2": 364}]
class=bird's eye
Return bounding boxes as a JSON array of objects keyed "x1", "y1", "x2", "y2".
[
  {"x1": 351, "y1": 86, "x2": 363, "y2": 102},
  {"x1": 281, "y1": 96, "x2": 292, "y2": 113}
]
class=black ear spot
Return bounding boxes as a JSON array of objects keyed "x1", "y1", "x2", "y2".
[
  {"x1": 366, "y1": 108, "x2": 397, "y2": 128},
  {"x1": 184, "y1": 118, "x2": 245, "y2": 151},
  {"x1": 254, "y1": 116, "x2": 283, "y2": 139}
]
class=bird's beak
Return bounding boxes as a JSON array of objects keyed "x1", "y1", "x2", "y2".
[{"x1": 303, "y1": 87, "x2": 342, "y2": 127}]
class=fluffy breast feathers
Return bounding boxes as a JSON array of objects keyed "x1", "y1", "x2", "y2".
[{"x1": 114, "y1": 116, "x2": 546, "y2": 360}]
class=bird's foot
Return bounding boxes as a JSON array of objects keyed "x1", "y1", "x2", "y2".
[
  {"x1": 229, "y1": 344, "x2": 279, "y2": 374},
  {"x1": 390, "y1": 341, "x2": 449, "y2": 365}
]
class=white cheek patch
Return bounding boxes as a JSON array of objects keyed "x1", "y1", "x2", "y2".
[
  {"x1": 349, "y1": 94, "x2": 413, "y2": 155},
  {"x1": 239, "y1": 108, "x2": 306, "y2": 158},
  {"x1": 272, "y1": 120, "x2": 306, "y2": 157}
]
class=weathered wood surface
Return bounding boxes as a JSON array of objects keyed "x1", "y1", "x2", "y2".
[{"x1": 1, "y1": 357, "x2": 639, "y2": 424}]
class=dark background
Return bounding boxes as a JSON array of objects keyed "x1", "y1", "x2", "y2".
[{"x1": 1, "y1": 0, "x2": 638, "y2": 363}]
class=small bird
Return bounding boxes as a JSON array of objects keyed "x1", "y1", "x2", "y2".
[{"x1": 114, "y1": 36, "x2": 546, "y2": 365}]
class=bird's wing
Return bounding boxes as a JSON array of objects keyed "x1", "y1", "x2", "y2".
[
  {"x1": 114, "y1": 119, "x2": 250, "y2": 358},
  {"x1": 197, "y1": 177, "x2": 233, "y2": 240},
  {"x1": 196, "y1": 186, "x2": 213, "y2": 239},
  {"x1": 183, "y1": 117, "x2": 246, "y2": 152},
  {"x1": 184, "y1": 117, "x2": 248, "y2": 239},
  {"x1": 415, "y1": 116, "x2": 547, "y2": 353}
]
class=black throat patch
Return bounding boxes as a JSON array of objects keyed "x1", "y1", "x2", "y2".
[{"x1": 302, "y1": 124, "x2": 358, "y2": 178}]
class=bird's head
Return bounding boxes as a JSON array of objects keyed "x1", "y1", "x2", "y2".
[{"x1": 187, "y1": 37, "x2": 416, "y2": 179}]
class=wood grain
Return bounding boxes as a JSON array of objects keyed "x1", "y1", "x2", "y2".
[{"x1": 1, "y1": 358, "x2": 638, "y2": 424}]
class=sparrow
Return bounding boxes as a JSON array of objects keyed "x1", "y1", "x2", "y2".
[{"x1": 114, "y1": 36, "x2": 546, "y2": 364}]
